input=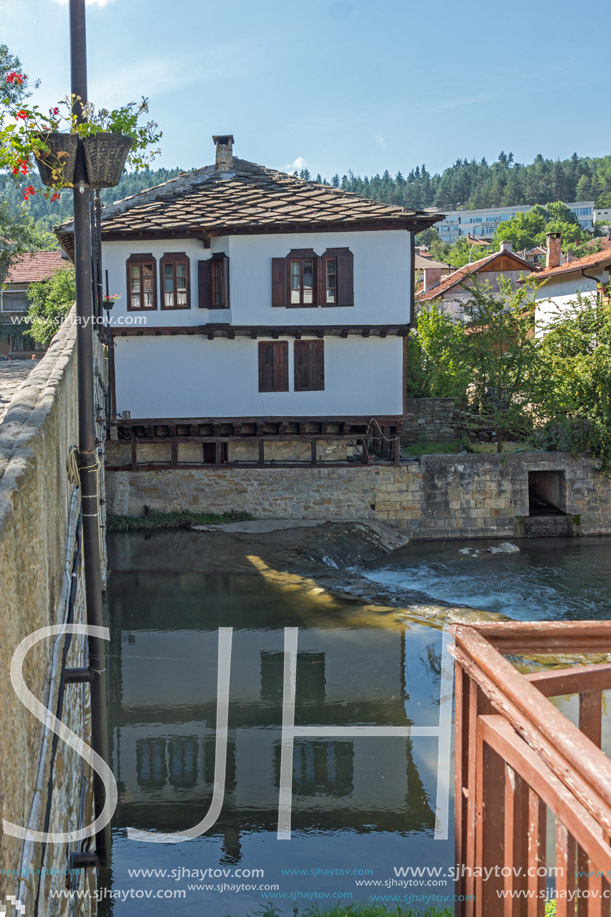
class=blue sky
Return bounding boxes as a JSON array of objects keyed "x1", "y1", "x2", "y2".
[{"x1": 2, "y1": 0, "x2": 609, "y2": 180}]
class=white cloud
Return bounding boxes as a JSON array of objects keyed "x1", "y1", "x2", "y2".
[
  {"x1": 375, "y1": 135, "x2": 386, "y2": 149},
  {"x1": 282, "y1": 156, "x2": 307, "y2": 174}
]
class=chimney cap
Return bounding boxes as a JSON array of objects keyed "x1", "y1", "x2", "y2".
[
  {"x1": 213, "y1": 134, "x2": 234, "y2": 146},
  {"x1": 499, "y1": 239, "x2": 513, "y2": 253}
]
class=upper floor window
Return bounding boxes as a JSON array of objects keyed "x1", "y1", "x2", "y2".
[
  {"x1": 160, "y1": 252, "x2": 190, "y2": 310},
  {"x1": 198, "y1": 253, "x2": 230, "y2": 309},
  {"x1": 127, "y1": 254, "x2": 157, "y2": 310},
  {"x1": 1, "y1": 289, "x2": 29, "y2": 312},
  {"x1": 272, "y1": 248, "x2": 353, "y2": 308},
  {"x1": 289, "y1": 252, "x2": 316, "y2": 305}
]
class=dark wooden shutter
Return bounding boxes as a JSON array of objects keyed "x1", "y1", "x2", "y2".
[
  {"x1": 272, "y1": 258, "x2": 287, "y2": 307},
  {"x1": 221, "y1": 254, "x2": 230, "y2": 308},
  {"x1": 259, "y1": 341, "x2": 288, "y2": 392},
  {"x1": 336, "y1": 249, "x2": 354, "y2": 307},
  {"x1": 316, "y1": 256, "x2": 325, "y2": 306},
  {"x1": 198, "y1": 259, "x2": 211, "y2": 309},
  {"x1": 209, "y1": 253, "x2": 230, "y2": 308},
  {"x1": 294, "y1": 340, "x2": 324, "y2": 391}
]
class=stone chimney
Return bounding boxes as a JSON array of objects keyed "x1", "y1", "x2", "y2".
[
  {"x1": 499, "y1": 239, "x2": 513, "y2": 253},
  {"x1": 546, "y1": 232, "x2": 562, "y2": 270},
  {"x1": 423, "y1": 267, "x2": 442, "y2": 292},
  {"x1": 213, "y1": 134, "x2": 234, "y2": 172}
]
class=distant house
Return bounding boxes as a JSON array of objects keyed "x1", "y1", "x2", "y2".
[
  {"x1": 0, "y1": 250, "x2": 66, "y2": 357},
  {"x1": 58, "y1": 135, "x2": 440, "y2": 467},
  {"x1": 523, "y1": 245, "x2": 547, "y2": 267},
  {"x1": 525, "y1": 233, "x2": 611, "y2": 332},
  {"x1": 416, "y1": 240, "x2": 536, "y2": 319}
]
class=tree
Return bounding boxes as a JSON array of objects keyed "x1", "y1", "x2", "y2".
[
  {"x1": 0, "y1": 200, "x2": 57, "y2": 277},
  {"x1": 26, "y1": 267, "x2": 75, "y2": 345},
  {"x1": 446, "y1": 236, "x2": 490, "y2": 268},
  {"x1": 459, "y1": 278, "x2": 540, "y2": 451},
  {"x1": 407, "y1": 303, "x2": 473, "y2": 400},
  {"x1": 536, "y1": 291, "x2": 611, "y2": 469},
  {"x1": 492, "y1": 202, "x2": 588, "y2": 253},
  {"x1": 416, "y1": 227, "x2": 441, "y2": 247},
  {"x1": 493, "y1": 206, "x2": 548, "y2": 251}
]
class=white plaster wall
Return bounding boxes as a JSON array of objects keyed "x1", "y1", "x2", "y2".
[
  {"x1": 101, "y1": 229, "x2": 411, "y2": 328},
  {"x1": 114, "y1": 334, "x2": 404, "y2": 418},
  {"x1": 534, "y1": 274, "x2": 599, "y2": 333},
  {"x1": 426, "y1": 268, "x2": 531, "y2": 320}
]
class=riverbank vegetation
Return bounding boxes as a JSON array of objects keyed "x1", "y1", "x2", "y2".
[
  {"x1": 107, "y1": 509, "x2": 253, "y2": 532},
  {"x1": 408, "y1": 281, "x2": 611, "y2": 468}
]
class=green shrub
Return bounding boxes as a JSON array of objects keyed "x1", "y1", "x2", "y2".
[{"x1": 107, "y1": 509, "x2": 253, "y2": 532}]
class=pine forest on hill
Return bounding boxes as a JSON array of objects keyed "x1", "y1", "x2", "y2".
[{"x1": 3, "y1": 150, "x2": 611, "y2": 239}]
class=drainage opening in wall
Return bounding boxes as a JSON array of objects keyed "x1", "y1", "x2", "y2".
[{"x1": 528, "y1": 470, "x2": 567, "y2": 516}]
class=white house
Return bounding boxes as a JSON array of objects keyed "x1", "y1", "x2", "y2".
[
  {"x1": 59, "y1": 136, "x2": 440, "y2": 467},
  {"x1": 526, "y1": 233, "x2": 611, "y2": 332}
]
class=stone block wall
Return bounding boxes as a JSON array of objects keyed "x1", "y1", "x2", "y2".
[
  {"x1": 106, "y1": 451, "x2": 611, "y2": 539},
  {"x1": 402, "y1": 398, "x2": 459, "y2": 444},
  {"x1": 0, "y1": 311, "x2": 102, "y2": 915}
]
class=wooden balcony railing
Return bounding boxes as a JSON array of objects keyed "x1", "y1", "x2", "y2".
[{"x1": 451, "y1": 622, "x2": 611, "y2": 916}]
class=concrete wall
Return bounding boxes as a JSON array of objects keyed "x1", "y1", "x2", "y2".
[
  {"x1": 0, "y1": 310, "x2": 102, "y2": 914},
  {"x1": 106, "y1": 451, "x2": 611, "y2": 539}
]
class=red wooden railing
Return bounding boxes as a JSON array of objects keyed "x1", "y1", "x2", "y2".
[{"x1": 451, "y1": 622, "x2": 611, "y2": 916}]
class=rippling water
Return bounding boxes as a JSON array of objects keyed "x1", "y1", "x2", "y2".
[{"x1": 361, "y1": 537, "x2": 611, "y2": 622}]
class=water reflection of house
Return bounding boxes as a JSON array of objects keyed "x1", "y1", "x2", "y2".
[{"x1": 109, "y1": 574, "x2": 436, "y2": 851}]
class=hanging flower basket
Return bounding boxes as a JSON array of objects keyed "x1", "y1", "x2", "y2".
[
  {"x1": 33, "y1": 132, "x2": 79, "y2": 187},
  {"x1": 82, "y1": 133, "x2": 133, "y2": 188}
]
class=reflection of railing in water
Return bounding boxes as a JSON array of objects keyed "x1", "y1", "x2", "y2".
[{"x1": 451, "y1": 621, "x2": 611, "y2": 916}]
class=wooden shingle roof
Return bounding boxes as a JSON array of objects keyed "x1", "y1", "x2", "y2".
[{"x1": 57, "y1": 158, "x2": 442, "y2": 256}]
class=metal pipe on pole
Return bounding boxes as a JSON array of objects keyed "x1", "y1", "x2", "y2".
[{"x1": 69, "y1": 0, "x2": 112, "y2": 869}]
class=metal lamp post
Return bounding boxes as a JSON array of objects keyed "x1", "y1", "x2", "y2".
[{"x1": 69, "y1": 0, "x2": 112, "y2": 871}]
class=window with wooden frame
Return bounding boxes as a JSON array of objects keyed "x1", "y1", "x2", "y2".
[
  {"x1": 126, "y1": 254, "x2": 157, "y2": 310},
  {"x1": 160, "y1": 252, "x2": 190, "y2": 309},
  {"x1": 258, "y1": 340, "x2": 289, "y2": 392},
  {"x1": 271, "y1": 248, "x2": 353, "y2": 307},
  {"x1": 294, "y1": 339, "x2": 324, "y2": 392},
  {"x1": 320, "y1": 248, "x2": 353, "y2": 306},
  {"x1": 198, "y1": 253, "x2": 230, "y2": 309}
]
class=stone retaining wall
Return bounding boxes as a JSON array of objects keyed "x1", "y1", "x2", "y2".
[
  {"x1": 0, "y1": 311, "x2": 102, "y2": 915},
  {"x1": 402, "y1": 398, "x2": 460, "y2": 444},
  {"x1": 106, "y1": 451, "x2": 611, "y2": 539}
]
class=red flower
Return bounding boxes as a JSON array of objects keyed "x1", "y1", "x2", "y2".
[
  {"x1": 16, "y1": 110, "x2": 28, "y2": 120},
  {"x1": 51, "y1": 193, "x2": 60, "y2": 202},
  {"x1": 23, "y1": 185, "x2": 36, "y2": 201},
  {"x1": 5, "y1": 71, "x2": 24, "y2": 85},
  {"x1": 49, "y1": 107, "x2": 59, "y2": 116}
]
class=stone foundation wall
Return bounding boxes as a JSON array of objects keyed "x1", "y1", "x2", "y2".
[
  {"x1": 106, "y1": 451, "x2": 611, "y2": 538},
  {"x1": 0, "y1": 311, "x2": 103, "y2": 915},
  {"x1": 402, "y1": 398, "x2": 459, "y2": 444}
]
